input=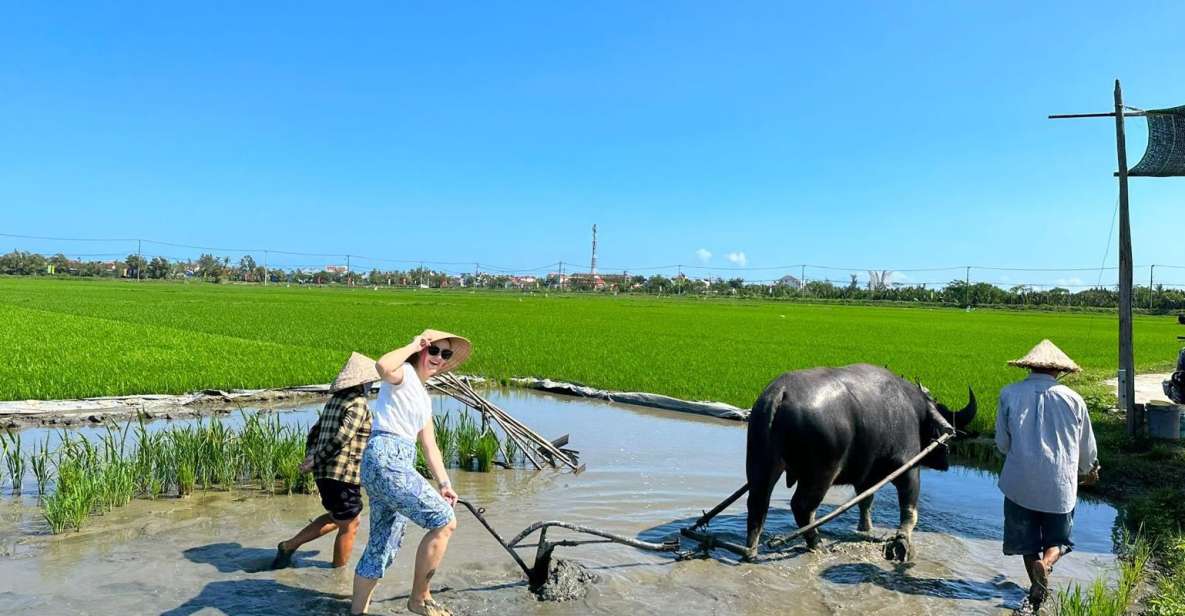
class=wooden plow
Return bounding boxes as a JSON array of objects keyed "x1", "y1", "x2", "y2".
[
  {"x1": 457, "y1": 499, "x2": 681, "y2": 589},
  {"x1": 427, "y1": 373, "x2": 584, "y2": 473}
]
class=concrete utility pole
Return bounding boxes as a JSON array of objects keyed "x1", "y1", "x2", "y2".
[
  {"x1": 965, "y1": 266, "x2": 971, "y2": 307},
  {"x1": 1113, "y1": 81, "x2": 1137, "y2": 434},
  {"x1": 263, "y1": 250, "x2": 269, "y2": 286},
  {"x1": 346, "y1": 254, "x2": 352, "y2": 287},
  {"x1": 1149, "y1": 264, "x2": 1156, "y2": 311},
  {"x1": 590, "y1": 224, "x2": 598, "y2": 276},
  {"x1": 136, "y1": 239, "x2": 142, "y2": 281}
]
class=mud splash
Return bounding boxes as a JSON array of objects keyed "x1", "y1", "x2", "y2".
[
  {"x1": 533, "y1": 559, "x2": 600, "y2": 602},
  {"x1": 0, "y1": 389, "x2": 1119, "y2": 615}
]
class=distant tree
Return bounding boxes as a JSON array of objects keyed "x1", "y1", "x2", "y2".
[
  {"x1": 238, "y1": 255, "x2": 258, "y2": 282},
  {"x1": 147, "y1": 257, "x2": 171, "y2": 279},
  {"x1": 195, "y1": 253, "x2": 229, "y2": 282},
  {"x1": 125, "y1": 254, "x2": 147, "y2": 279},
  {"x1": 48, "y1": 253, "x2": 70, "y2": 274}
]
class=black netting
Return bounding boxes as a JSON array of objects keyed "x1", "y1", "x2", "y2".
[{"x1": 1130, "y1": 105, "x2": 1185, "y2": 177}]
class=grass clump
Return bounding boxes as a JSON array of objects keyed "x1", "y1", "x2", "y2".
[
  {"x1": 474, "y1": 430, "x2": 499, "y2": 472},
  {"x1": 34, "y1": 412, "x2": 315, "y2": 534},
  {"x1": 1054, "y1": 532, "x2": 1151, "y2": 616},
  {"x1": 1, "y1": 431, "x2": 24, "y2": 494}
]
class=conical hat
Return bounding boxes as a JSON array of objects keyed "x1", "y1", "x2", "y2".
[
  {"x1": 330, "y1": 352, "x2": 381, "y2": 393},
  {"x1": 1008, "y1": 339, "x2": 1081, "y2": 373},
  {"x1": 420, "y1": 329, "x2": 472, "y2": 373}
]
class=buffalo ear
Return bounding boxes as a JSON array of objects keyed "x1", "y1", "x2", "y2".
[{"x1": 929, "y1": 404, "x2": 956, "y2": 438}]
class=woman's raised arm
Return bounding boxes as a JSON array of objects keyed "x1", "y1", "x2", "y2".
[{"x1": 376, "y1": 335, "x2": 428, "y2": 384}]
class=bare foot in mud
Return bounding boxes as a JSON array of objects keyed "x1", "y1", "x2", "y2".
[{"x1": 1028, "y1": 559, "x2": 1050, "y2": 609}]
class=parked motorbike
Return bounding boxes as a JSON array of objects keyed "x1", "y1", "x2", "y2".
[{"x1": 1162, "y1": 314, "x2": 1185, "y2": 404}]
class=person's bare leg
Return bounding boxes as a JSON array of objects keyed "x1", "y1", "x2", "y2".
[
  {"x1": 1039, "y1": 545, "x2": 1063, "y2": 571},
  {"x1": 333, "y1": 517, "x2": 361, "y2": 568},
  {"x1": 1019, "y1": 554, "x2": 1038, "y2": 587},
  {"x1": 281, "y1": 513, "x2": 337, "y2": 551},
  {"x1": 409, "y1": 518, "x2": 457, "y2": 607},
  {"x1": 351, "y1": 574, "x2": 378, "y2": 615}
]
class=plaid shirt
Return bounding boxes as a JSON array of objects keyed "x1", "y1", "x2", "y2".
[{"x1": 305, "y1": 390, "x2": 372, "y2": 485}]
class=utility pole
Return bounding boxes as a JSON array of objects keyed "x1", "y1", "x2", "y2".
[
  {"x1": 801, "y1": 264, "x2": 806, "y2": 290},
  {"x1": 965, "y1": 266, "x2": 971, "y2": 307},
  {"x1": 558, "y1": 261, "x2": 565, "y2": 291},
  {"x1": 136, "y1": 239, "x2": 142, "y2": 281},
  {"x1": 1149, "y1": 264, "x2": 1156, "y2": 311},
  {"x1": 1114, "y1": 81, "x2": 1137, "y2": 434},
  {"x1": 1045, "y1": 79, "x2": 1185, "y2": 434},
  {"x1": 263, "y1": 250, "x2": 269, "y2": 286},
  {"x1": 346, "y1": 254, "x2": 352, "y2": 287}
]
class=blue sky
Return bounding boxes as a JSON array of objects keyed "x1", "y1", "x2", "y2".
[{"x1": 2, "y1": 2, "x2": 1183, "y2": 287}]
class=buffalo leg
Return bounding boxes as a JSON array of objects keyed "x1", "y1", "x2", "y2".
[
  {"x1": 884, "y1": 467, "x2": 920, "y2": 562},
  {"x1": 855, "y1": 482, "x2": 876, "y2": 533},
  {"x1": 789, "y1": 476, "x2": 832, "y2": 551},
  {"x1": 744, "y1": 458, "x2": 786, "y2": 558}
]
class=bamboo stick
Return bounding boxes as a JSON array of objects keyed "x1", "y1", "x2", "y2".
[
  {"x1": 428, "y1": 378, "x2": 547, "y2": 470},
  {"x1": 444, "y1": 374, "x2": 579, "y2": 470}
]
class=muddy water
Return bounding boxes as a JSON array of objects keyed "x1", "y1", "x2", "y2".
[{"x1": 0, "y1": 390, "x2": 1118, "y2": 615}]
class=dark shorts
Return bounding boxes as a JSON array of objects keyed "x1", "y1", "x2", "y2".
[
  {"x1": 316, "y1": 478, "x2": 363, "y2": 522},
  {"x1": 1003, "y1": 497, "x2": 1074, "y2": 556}
]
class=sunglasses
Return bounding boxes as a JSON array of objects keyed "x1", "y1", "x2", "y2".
[{"x1": 427, "y1": 345, "x2": 454, "y2": 360}]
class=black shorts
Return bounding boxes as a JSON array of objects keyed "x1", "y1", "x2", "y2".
[
  {"x1": 315, "y1": 478, "x2": 363, "y2": 522},
  {"x1": 1003, "y1": 497, "x2": 1074, "y2": 556}
]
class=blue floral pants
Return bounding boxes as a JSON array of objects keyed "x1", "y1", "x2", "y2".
[{"x1": 355, "y1": 433, "x2": 454, "y2": 579}]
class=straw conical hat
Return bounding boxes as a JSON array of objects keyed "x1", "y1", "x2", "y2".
[
  {"x1": 420, "y1": 329, "x2": 472, "y2": 373},
  {"x1": 1008, "y1": 339, "x2": 1081, "y2": 373},
  {"x1": 330, "y1": 352, "x2": 381, "y2": 393}
]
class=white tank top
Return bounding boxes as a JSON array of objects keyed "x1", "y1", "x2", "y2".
[{"x1": 372, "y1": 362, "x2": 432, "y2": 441}]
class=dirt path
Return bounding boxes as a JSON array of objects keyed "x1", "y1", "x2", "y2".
[{"x1": 1106, "y1": 372, "x2": 1173, "y2": 405}]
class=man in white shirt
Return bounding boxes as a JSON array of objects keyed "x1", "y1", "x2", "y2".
[{"x1": 996, "y1": 339, "x2": 1099, "y2": 615}]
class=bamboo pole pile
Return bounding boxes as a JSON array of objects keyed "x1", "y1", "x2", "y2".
[{"x1": 427, "y1": 373, "x2": 583, "y2": 473}]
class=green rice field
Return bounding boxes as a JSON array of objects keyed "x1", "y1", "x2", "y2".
[{"x1": 1, "y1": 277, "x2": 1180, "y2": 432}]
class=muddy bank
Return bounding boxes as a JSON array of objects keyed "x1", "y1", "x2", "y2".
[
  {"x1": 0, "y1": 386, "x2": 329, "y2": 429},
  {"x1": 0, "y1": 374, "x2": 747, "y2": 428},
  {"x1": 0, "y1": 389, "x2": 1118, "y2": 615},
  {"x1": 512, "y1": 377, "x2": 748, "y2": 420}
]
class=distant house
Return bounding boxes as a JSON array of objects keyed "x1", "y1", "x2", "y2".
[
  {"x1": 325, "y1": 265, "x2": 348, "y2": 274},
  {"x1": 777, "y1": 275, "x2": 803, "y2": 288}
]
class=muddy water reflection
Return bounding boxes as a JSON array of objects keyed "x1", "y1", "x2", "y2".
[{"x1": 0, "y1": 389, "x2": 1117, "y2": 615}]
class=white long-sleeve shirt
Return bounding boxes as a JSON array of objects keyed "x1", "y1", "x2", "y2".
[{"x1": 995, "y1": 373, "x2": 1098, "y2": 514}]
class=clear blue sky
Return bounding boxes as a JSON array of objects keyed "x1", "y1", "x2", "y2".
[{"x1": 2, "y1": 2, "x2": 1183, "y2": 288}]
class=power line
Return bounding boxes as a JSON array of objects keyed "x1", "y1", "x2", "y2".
[{"x1": 4, "y1": 231, "x2": 1183, "y2": 278}]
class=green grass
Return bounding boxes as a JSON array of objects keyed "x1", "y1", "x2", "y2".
[
  {"x1": 1, "y1": 277, "x2": 1180, "y2": 432},
  {"x1": 1055, "y1": 532, "x2": 1152, "y2": 616}
]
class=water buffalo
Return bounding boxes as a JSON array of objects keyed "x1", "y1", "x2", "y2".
[{"x1": 745, "y1": 364, "x2": 976, "y2": 561}]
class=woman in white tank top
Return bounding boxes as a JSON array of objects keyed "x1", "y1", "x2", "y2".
[{"x1": 351, "y1": 329, "x2": 472, "y2": 616}]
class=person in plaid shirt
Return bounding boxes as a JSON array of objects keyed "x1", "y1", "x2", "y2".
[{"x1": 272, "y1": 352, "x2": 378, "y2": 569}]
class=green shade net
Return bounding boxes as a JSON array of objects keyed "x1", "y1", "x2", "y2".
[{"x1": 1129, "y1": 105, "x2": 1185, "y2": 177}]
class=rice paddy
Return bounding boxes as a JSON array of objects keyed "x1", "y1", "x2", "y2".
[
  {"x1": 1, "y1": 277, "x2": 1182, "y2": 433},
  {"x1": 2, "y1": 405, "x2": 513, "y2": 534}
]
